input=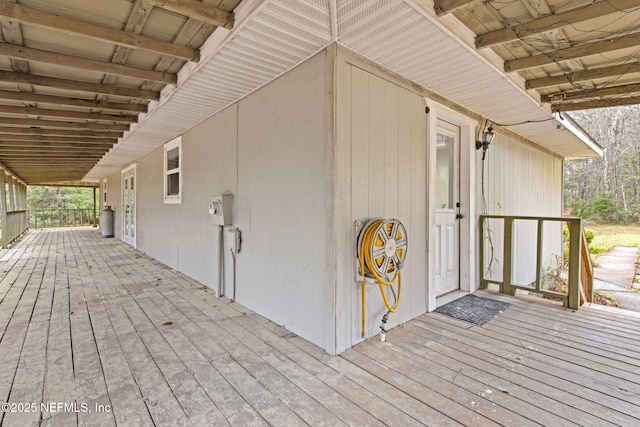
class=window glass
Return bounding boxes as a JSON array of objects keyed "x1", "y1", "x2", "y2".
[{"x1": 164, "y1": 136, "x2": 182, "y2": 204}]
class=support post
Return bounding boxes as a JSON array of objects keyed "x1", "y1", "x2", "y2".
[
  {"x1": 93, "y1": 187, "x2": 97, "y2": 227},
  {"x1": 502, "y1": 217, "x2": 514, "y2": 296}
]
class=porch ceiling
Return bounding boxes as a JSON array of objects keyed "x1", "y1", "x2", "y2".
[
  {"x1": 434, "y1": 0, "x2": 640, "y2": 113},
  {"x1": 2, "y1": 1, "x2": 633, "y2": 184},
  {"x1": 0, "y1": 0, "x2": 239, "y2": 185}
]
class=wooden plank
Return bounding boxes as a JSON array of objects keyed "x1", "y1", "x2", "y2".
[
  {"x1": 414, "y1": 315, "x2": 640, "y2": 424},
  {"x1": 0, "y1": 117, "x2": 131, "y2": 131},
  {"x1": 0, "y1": 134, "x2": 117, "y2": 144},
  {"x1": 0, "y1": 127, "x2": 123, "y2": 138},
  {"x1": 526, "y1": 62, "x2": 640, "y2": 89},
  {"x1": 481, "y1": 319, "x2": 640, "y2": 383},
  {"x1": 66, "y1": 234, "x2": 158, "y2": 427},
  {"x1": 492, "y1": 292, "x2": 640, "y2": 340},
  {"x1": 111, "y1": 254, "x2": 316, "y2": 426},
  {"x1": 0, "y1": 90, "x2": 148, "y2": 113},
  {"x1": 0, "y1": 43, "x2": 177, "y2": 84},
  {"x1": 81, "y1": 250, "x2": 188, "y2": 425},
  {"x1": 554, "y1": 95, "x2": 640, "y2": 112},
  {"x1": 395, "y1": 324, "x2": 616, "y2": 426},
  {"x1": 0, "y1": 105, "x2": 136, "y2": 123},
  {"x1": 497, "y1": 306, "x2": 640, "y2": 359},
  {"x1": 433, "y1": 0, "x2": 480, "y2": 16},
  {"x1": 343, "y1": 346, "x2": 512, "y2": 426},
  {"x1": 289, "y1": 334, "x2": 460, "y2": 426},
  {"x1": 41, "y1": 233, "x2": 78, "y2": 427},
  {"x1": 355, "y1": 338, "x2": 568, "y2": 427},
  {"x1": 504, "y1": 33, "x2": 640, "y2": 72},
  {"x1": 116, "y1": 248, "x2": 411, "y2": 426},
  {"x1": 144, "y1": 0, "x2": 234, "y2": 29},
  {"x1": 0, "y1": 1, "x2": 199, "y2": 62},
  {"x1": 0, "y1": 70, "x2": 161, "y2": 100},
  {"x1": 143, "y1": 290, "x2": 315, "y2": 426},
  {"x1": 232, "y1": 314, "x2": 417, "y2": 426},
  {"x1": 2, "y1": 231, "x2": 56, "y2": 426},
  {"x1": 477, "y1": 0, "x2": 640, "y2": 48}
]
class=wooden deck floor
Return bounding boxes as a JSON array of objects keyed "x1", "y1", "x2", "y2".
[{"x1": 1, "y1": 228, "x2": 640, "y2": 426}]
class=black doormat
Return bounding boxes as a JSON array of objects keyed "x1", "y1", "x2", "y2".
[{"x1": 435, "y1": 294, "x2": 511, "y2": 325}]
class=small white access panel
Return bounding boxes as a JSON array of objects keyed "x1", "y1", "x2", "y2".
[{"x1": 209, "y1": 194, "x2": 233, "y2": 226}]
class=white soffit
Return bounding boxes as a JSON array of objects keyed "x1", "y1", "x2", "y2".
[
  {"x1": 87, "y1": 0, "x2": 598, "y2": 179},
  {"x1": 86, "y1": 0, "x2": 332, "y2": 180},
  {"x1": 337, "y1": 0, "x2": 598, "y2": 159}
]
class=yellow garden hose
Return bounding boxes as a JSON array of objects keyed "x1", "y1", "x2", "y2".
[{"x1": 359, "y1": 219, "x2": 406, "y2": 337}]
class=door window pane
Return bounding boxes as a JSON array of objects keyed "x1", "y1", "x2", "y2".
[{"x1": 436, "y1": 132, "x2": 455, "y2": 209}]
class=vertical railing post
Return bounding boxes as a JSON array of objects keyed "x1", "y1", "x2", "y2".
[
  {"x1": 0, "y1": 172, "x2": 7, "y2": 249},
  {"x1": 479, "y1": 215, "x2": 486, "y2": 288},
  {"x1": 502, "y1": 217, "x2": 514, "y2": 296},
  {"x1": 535, "y1": 219, "x2": 544, "y2": 292},
  {"x1": 567, "y1": 218, "x2": 582, "y2": 310}
]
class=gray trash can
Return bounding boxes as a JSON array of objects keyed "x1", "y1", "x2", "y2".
[{"x1": 99, "y1": 206, "x2": 114, "y2": 238}]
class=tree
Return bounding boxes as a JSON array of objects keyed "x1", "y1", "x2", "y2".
[
  {"x1": 565, "y1": 106, "x2": 640, "y2": 224},
  {"x1": 27, "y1": 186, "x2": 96, "y2": 209}
]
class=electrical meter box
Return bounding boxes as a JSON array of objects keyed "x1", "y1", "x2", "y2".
[{"x1": 208, "y1": 194, "x2": 233, "y2": 226}]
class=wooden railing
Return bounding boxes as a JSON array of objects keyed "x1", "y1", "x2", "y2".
[
  {"x1": 0, "y1": 210, "x2": 28, "y2": 248},
  {"x1": 480, "y1": 215, "x2": 593, "y2": 310},
  {"x1": 28, "y1": 209, "x2": 97, "y2": 229}
]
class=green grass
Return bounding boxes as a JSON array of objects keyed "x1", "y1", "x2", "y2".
[{"x1": 584, "y1": 224, "x2": 640, "y2": 259}]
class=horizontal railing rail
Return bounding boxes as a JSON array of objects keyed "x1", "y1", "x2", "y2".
[
  {"x1": 28, "y1": 209, "x2": 97, "y2": 229},
  {"x1": 480, "y1": 215, "x2": 591, "y2": 310}
]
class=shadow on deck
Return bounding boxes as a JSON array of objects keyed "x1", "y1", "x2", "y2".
[{"x1": 1, "y1": 229, "x2": 639, "y2": 426}]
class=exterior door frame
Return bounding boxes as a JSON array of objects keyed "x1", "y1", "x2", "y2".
[
  {"x1": 434, "y1": 119, "x2": 461, "y2": 297},
  {"x1": 121, "y1": 164, "x2": 137, "y2": 248},
  {"x1": 426, "y1": 101, "x2": 478, "y2": 310}
]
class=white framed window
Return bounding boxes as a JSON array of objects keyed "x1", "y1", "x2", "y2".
[{"x1": 164, "y1": 136, "x2": 182, "y2": 204}]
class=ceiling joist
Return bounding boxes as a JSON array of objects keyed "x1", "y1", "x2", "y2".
[
  {"x1": 0, "y1": 90, "x2": 148, "y2": 113},
  {"x1": 526, "y1": 62, "x2": 640, "y2": 89},
  {"x1": 544, "y1": 82, "x2": 640, "y2": 104},
  {"x1": 504, "y1": 32, "x2": 640, "y2": 72},
  {"x1": 0, "y1": 105, "x2": 136, "y2": 123},
  {"x1": 0, "y1": 43, "x2": 177, "y2": 84},
  {"x1": 0, "y1": 141, "x2": 113, "y2": 149},
  {"x1": 0, "y1": 117, "x2": 131, "y2": 131},
  {"x1": 0, "y1": 127, "x2": 122, "y2": 138},
  {"x1": 476, "y1": 0, "x2": 640, "y2": 48},
  {"x1": 0, "y1": 134, "x2": 117, "y2": 144},
  {"x1": 0, "y1": 71, "x2": 161, "y2": 100}
]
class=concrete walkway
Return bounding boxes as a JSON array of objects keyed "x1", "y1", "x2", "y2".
[{"x1": 593, "y1": 246, "x2": 640, "y2": 311}]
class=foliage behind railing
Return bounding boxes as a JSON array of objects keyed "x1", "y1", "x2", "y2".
[
  {"x1": 28, "y1": 209, "x2": 97, "y2": 229},
  {"x1": 480, "y1": 215, "x2": 591, "y2": 310}
]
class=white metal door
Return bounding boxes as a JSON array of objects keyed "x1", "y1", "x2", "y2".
[
  {"x1": 434, "y1": 120, "x2": 460, "y2": 296},
  {"x1": 122, "y1": 166, "x2": 136, "y2": 247}
]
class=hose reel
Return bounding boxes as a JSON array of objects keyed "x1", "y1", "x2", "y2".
[{"x1": 356, "y1": 218, "x2": 408, "y2": 338}]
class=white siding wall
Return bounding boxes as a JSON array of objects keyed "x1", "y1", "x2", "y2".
[
  {"x1": 482, "y1": 134, "x2": 564, "y2": 285},
  {"x1": 334, "y1": 57, "x2": 428, "y2": 353},
  {"x1": 105, "y1": 49, "x2": 336, "y2": 353},
  {"x1": 103, "y1": 44, "x2": 566, "y2": 355}
]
